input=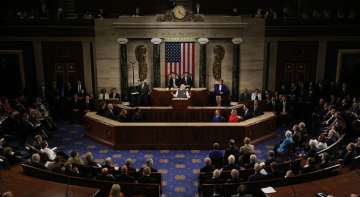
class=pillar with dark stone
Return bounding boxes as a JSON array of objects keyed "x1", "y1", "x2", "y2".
[
  {"x1": 151, "y1": 38, "x2": 162, "y2": 87},
  {"x1": 117, "y1": 38, "x2": 128, "y2": 101},
  {"x1": 231, "y1": 37, "x2": 243, "y2": 101},
  {"x1": 198, "y1": 38, "x2": 209, "y2": 88}
]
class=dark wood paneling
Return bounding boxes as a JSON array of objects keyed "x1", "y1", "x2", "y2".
[
  {"x1": 85, "y1": 112, "x2": 276, "y2": 149},
  {"x1": 0, "y1": 41, "x2": 36, "y2": 97},
  {"x1": 325, "y1": 41, "x2": 360, "y2": 82},
  {"x1": 42, "y1": 42, "x2": 84, "y2": 89},
  {"x1": 276, "y1": 41, "x2": 318, "y2": 88}
]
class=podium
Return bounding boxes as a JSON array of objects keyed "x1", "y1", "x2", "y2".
[{"x1": 171, "y1": 98, "x2": 190, "y2": 109}]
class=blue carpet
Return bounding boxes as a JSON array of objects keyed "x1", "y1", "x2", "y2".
[{"x1": 48, "y1": 122, "x2": 281, "y2": 197}]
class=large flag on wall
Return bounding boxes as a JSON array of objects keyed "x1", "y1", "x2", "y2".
[{"x1": 165, "y1": 42, "x2": 195, "y2": 82}]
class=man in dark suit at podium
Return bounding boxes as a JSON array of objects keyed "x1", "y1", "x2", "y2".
[
  {"x1": 181, "y1": 73, "x2": 193, "y2": 88},
  {"x1": 173, "y1": 84, "x2": 190, "y2": 98},
  {"x1": 214, "y1": 80, "x2": 228, "y2": 106},
  {"x1": 168, "y1": 73, "x2": 180, "y2": 89}
]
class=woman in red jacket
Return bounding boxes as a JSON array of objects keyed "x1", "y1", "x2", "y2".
[{"x1": 228, "y1": 109, "x2": 242, "y2": 122}]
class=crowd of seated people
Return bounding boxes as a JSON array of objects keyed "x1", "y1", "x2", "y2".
[{"x1": 26, "y1": 140, "x2": 161, "y2": 185}]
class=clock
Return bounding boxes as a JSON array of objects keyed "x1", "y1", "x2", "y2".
[{"x1": 173, "y1": 5, "x2": 187, "y2": 19}]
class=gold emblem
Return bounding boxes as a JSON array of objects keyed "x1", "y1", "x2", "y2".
[{"x1": 173, "y1": 5, "x2": 187, "y2": 19}]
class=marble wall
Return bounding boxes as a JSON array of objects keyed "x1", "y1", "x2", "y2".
[{"x1": 95, "y1": 16, "x2": 265, "y2": 97}]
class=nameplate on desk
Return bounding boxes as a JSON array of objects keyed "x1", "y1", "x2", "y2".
[{"x1": 172, "y1": 98, "x2": 189, "y2": 101}]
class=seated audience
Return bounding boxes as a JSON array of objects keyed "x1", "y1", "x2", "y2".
[
  {"x1": 131, "y1": 108, "x2": 143, "y2": 122},
  {"x1": 226, "y1": 169, "x2": 241, "y2": 183},
  {"x1": 83, "y1": 152, "x2": 99, "y2": 168},
  {"x1": 207, "y1": 169, "x2": 223, "y2": 183},
  {"x1": 104, "y1": 104, "x2": 116, "y2": 120},
  {"x1": 103, "y1": 157, "x2": 114, "y2": 169},
  {"x1": 242, "y1": 105, "x2": 253, "y2": 120},
  {"x1": 209, "y1": 142, "x2": 224, "y2": 168},
  {"x1": 301, "y1": 157, "x2": 317, "y2": 173},
  {"x1": 1, "y1": 191, "x2": 14, "y2": 197},
  {"x1": 200, "y1": 157, "x2": 215, "y2": 173},
  {"x1": 212, "y1": 110, "x2": 225, "y2": 122},
  {"x1": 247, "y1": 163, "x2": 266, "y2": 181},
  {"x1": 228, "y1": 109, "x2": 241, "y2": 122},
  {"x1": 30, "y1": 153, "x2": 45, "y2": 169},
  {"x1": 67, "y1": 151, "x2": 84, "y2": 165},
  {"x1": 125, "y1": 158, "x2": 136, "y2": 174},
  {"x1": 139, "y1": 158, "x2": 158, "y2": 174},
  {"x1": 285, "y1": 160, "x2": 300, "y2": 178},
  {"x1": 265, "y1": 150, "x2": 275, "y2": 166},
  {"x1": 231, "y1": 184, "x2": 253, "y2": 197},
  {"x1": 97, "y1": 167, "x2": 115, "y2": 181},
  {"x1": 117, "y1": 165, "x2": 135, "y2": 183},
  {"x1": 341, "y1": 143, "x2": 355, "y2": 165},
  {"x1": 276, "y1": 130, "x2": 294, "y2": 154},
  {"x1": 267, "y1": 162, "x2": 283, "y2": 178},
  {"x1": 239, "y1": 137, "x2": 255, "y2": 164},
  {"x1": 138, "y1": 166, "x2": 157, "y2": 183},
  {"x1": 117, "y1": 109, "x2": 128, "y2": 122},
  {"x1": 223, "y1": 155, "x2": 239, "y2": 171},
  {"x1": 40, "y1": 141, "x2": 56, "y2": 161},
  {"x1": 224, "y1": 139, "x2": 240, "y2": 161},
  {"x1": 108, "y1": 184, "x2": 125, "y2": 197}
]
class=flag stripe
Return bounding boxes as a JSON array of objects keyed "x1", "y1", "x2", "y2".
[{"x1": 165, "y1": 42, "x2": 195, "y2": 84}]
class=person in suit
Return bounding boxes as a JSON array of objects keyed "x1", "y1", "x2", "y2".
[
  {"x1": 71, "y1": 94, "x2": 82, "y2": 123},
  {"x1": 253, "y1": 100, "x2": 264, "y2": 116},
  {"x1": 108, "y1": 184, "x2": 125, "y2": 197},
  {"x1": 226, "y1": 169, "x2": 241, "y2": 183},
  {"x1": 239, "y1": 137, "x2": 255, "y2": 164},
  {"x1": 138, "y1": 166, "x2": 157, "y2": 183},
  {"x1": 173, "y1": 84, "x2": 190, "y2": 98},
  {"x1": 124, "y1": 158, "x2": 136, "y2": 175},
  {"x1": 206, "y1": 169, "x2": 223, "y2": 184},
  {"x1": 223, "y1": 155, "x2": 239, "y2": 171},
  {"x1": 231, "y1": 185, "x2": 253, "y2": 197},
  {"x1": 209, "y1": 142, "x2": 224, "y2": 168},
  {"x1": 30, "y1": 153, "x2": 45, "y2": 169},
  {"x1": 137, "y1": 80, "x2": 150, "y2": 106},
  {"x1": 180, "y1": 73, "x2": 193, "y2": 88},
  {"x1": 76, "y1": 80, "x2": 86, "y2": 97},
  {"x1": 116, "y1": 165, "x2": 135, "y2": 182},
  {"x1": 82, "y1": 95, "x2": 95, "y2": 114},
  {"x1": 139, "y1": 158, "x2": 158, "y2": 173},
  {"x1": 65, "y1": 82, "x2": 74, "y2": 98},
  {"x1": 117, "y1": 109, "x2": 128, "y2": 122},
  {"x1": 109, "y1": 88, "x2": 120, "y2": 100},
  {"x1": 251, "y1": 89, "x2": 262, "y2": 101},
  {"x1": 104, "y1": 104, "x2": 116, "y2": 120},
  {"x1": 97, "y1": 168, "x2": 115, "y2": 181},
  {"x1": 247, "y1": 163, "x2": 266, "y2": 181},
  {"x1": 212, "y1": 110, "x2": 225, "y2": 122},
  {"x1": 242, "y1": 105, "x2": 253, "y2": 120},
  {"x1": 168, "y1": 73, "x2": 180, "y2": 89},
  {"x1": 200, "y1": 157, "x2": 215, "y2": 173},
  {"x1": 98, "y1": 89, "x2": 110, "y2": 100},
  {"x1": 224, "y1": 139, "x2": 240, "y2": 162},
  {"x1": 131, "y1": 108, "x2": 144, "y2": 122},
  {"x1": 214, "y1": 80, "x2": 228, "y2": 106}
]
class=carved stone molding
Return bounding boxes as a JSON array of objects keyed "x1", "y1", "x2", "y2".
[{"x1": 116, "y1": 38, "x2": 128, "y2": 44}]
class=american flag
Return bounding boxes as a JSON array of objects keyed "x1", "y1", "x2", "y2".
[{"x1": 165, "y1": 42, "x2": 195, "y2": 82}]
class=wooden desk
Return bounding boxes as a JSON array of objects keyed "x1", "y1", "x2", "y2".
[
  {"x1": 151, "y1": 88, "x2": 208, "y2": 106},
  {"x1": 265, "y1": 169, "x2": 360, "y2": 197},
  {"x1": 84, "y1": 111, "x2": 276, "y2": 149}
]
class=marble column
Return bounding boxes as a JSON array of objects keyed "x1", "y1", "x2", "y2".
[
  {"x1": 117, "y1": 38, "x2": 128, "y2": 101},
  {"x1": 198, "y1": 38, "x2": 209, "y2": 88},
  {"x1": 32, "y1": 41, "x2": 45, "y2": 95},
  {"x1": 231, "y1": 38, "x2": 243, "y2": 101},
  {"x1": 82, "y1": 41, "x2": 93, "y2": 95},
  {"x1": 151, "y1": 38, "x2": 162, "y2": 87},
  {"x1": 316, "y1": 41, "x2": 327, "y2": 82},
  {"x1": 267, "y1": 41, "x2": 278, "y2": 91}
]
